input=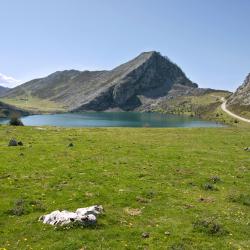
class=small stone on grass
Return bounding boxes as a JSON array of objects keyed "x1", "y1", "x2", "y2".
[{"x1": 142, "y1": 232, "x2": 150, "y2": 238}]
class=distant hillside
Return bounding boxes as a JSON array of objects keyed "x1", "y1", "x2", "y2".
[
  {"x1": 0, "y1": 101, "x2": 29, "y2": 118},
  {"x1": 0, "y1": 86, "x2": 10, "y2": 97},
  {"x1": 4, "y1": 51, "x2": 198, "y2": 112},
  {"x1": 227, "y1": 73, "x2": 250, "y2": 118}
]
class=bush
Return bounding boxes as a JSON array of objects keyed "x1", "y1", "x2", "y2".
[
  {"x1": 193, "y1": 218, "x2": 228, "y2": 235},
  {"x1": 9, "y1": 115, "x2": 24, "y2": 126},
  {"x1": 8, "y1": 199, "x2": 26, "y2": 216},
  {"x1": 229, "y1": 194, "x2": 250, "y2": 206},
  {"x1": 202, "y1": 183, "x2": 218, "y2": 191}
]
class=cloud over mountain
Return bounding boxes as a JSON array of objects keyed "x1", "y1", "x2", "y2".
[{"x1": 0, "y1": 73, "x2": 20, "y2": 88}]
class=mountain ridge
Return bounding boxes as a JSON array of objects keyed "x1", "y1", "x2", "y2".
[
  {"x1": 4, "y1": 51, "x2": 199, "y2": 112},
  {"x1": 0, "y1": 86, "x2": 10, "y2": 97}
]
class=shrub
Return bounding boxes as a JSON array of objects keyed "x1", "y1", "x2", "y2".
[
  {"x1": 210, "y1": 176, "x2": 221, "y2": 183},
  {"x1": 9, "y1": 115, "x2": 24, "y2": 126},
  {"x1": 170, "y1": 243, "x2": 185, "y2": 250},
  {"x1": 193, "y1": 218, "x2": 228, "y2": 235},
  {"x1": 29, "y1": 200, "x2": 46, "y2": 212},
  {"x1": 8, "y1": 199, "x2": 26, "y2": 216},
  {"x1": 202, "y1": 183, "x2": 218, "y2": 191},
  {"x1": 229, "y1": 194, "x2": 250, "y2": 206}
]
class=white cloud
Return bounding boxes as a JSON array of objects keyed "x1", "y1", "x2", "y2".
[{"x1": 0, "y1": 73, "x2": 21, "y2": 88}]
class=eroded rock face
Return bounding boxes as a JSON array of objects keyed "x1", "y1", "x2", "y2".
[
  {"x1": 77, "y1": 52, "x2": 197, "y2": 111},
  {"x1": 227, "y1": 73, "x2": 250, "y2": 111},
  {"x1": 39, "y1": 205, "x2": 103, "y2": 227}
]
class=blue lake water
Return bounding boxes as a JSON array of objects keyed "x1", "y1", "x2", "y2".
[{"x1": 0, "y1": 112, "x2": 225, "y2": 128}]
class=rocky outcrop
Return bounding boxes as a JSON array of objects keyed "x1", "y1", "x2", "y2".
[
  {"x1": 227, "y1": 73, "x2": 250, "y2": 114},
  {"x1": 39, "y1": 205, "x2": 103, "y2": 227},
  {"x1": 4, "y1": 51, "x2": 198, "y2": 112}
]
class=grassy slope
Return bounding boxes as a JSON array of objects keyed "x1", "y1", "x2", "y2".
[
  {"x1": 0, "y1": 126, "x2": 250, "y2": 249},
  {"x1": 0, "y1": 96, "x2": 66, "y2": 113}
]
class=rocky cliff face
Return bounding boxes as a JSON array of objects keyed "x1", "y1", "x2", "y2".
[
  {"x1": 227, "y1": 73, "x2": 250, "y2": 113},
  {"x1": 4, "y1": 51, "x2": 198, "y2": 112}
]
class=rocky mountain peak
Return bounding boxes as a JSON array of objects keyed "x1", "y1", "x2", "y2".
[
  {"x1": 227, "y1": 72, "x2": 250, "y2": 115},
  {"x1": 3, "y1": 51, "x2": 198, "y2": 112}
]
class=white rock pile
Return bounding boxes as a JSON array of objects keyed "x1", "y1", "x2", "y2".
[{"x1": 39, "y1": 205, "x2": 103, "y2": 227}]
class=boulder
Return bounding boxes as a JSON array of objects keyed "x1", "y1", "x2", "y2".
[
  {"x1": 39, "y1": 205, "x2": 103, "y2": 227},
  {"x1": 8, "y1": 139, "x2": 18, "y2": 146}
]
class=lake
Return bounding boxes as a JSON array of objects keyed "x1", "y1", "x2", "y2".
[{"x1": 0, "y1": 112, "x2": 225, "y2": 128}]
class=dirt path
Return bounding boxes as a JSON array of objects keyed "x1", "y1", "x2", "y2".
[{"x1": 220, "y1": 97, "x2": 250, "y2": 123}]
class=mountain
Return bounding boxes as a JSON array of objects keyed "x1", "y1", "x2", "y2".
[
  {"x1": 4, "y1": 51, "x2": 198, "y2": 112},
  {"x1": 0, "y1": 86, "x2": 10, "y2": 97},
  {"x1": 227, "y1": 73, "x2": 250, "y2": 117}
]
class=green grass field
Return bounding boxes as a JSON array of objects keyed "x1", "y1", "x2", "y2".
[{"x1": 0, "y1": 126, "x2": 250, "y2": 250}]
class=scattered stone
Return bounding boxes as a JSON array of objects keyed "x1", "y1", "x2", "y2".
[
  {"x1": 198, "y1": 197, "x2": 215, "y2": 203},
  {"x1": 142, "y1": 232, "x2": 150, "y2": 238},
  {"x1": 164, "y1": 231, "x2": 171, "y2": 236},
  {"x1": 184, "y1": 204, "x2": 195, "y2": 209},
  {"x1": 8, "y1": 139, "x2": 18, "y2": 146},
  {"x1": 68, "y1": 142, "x2": 74, "y2": 147},
  {"x1": 124, "y1": 208, "x2": 142, "y2": 216},
  {"x1": 39, "y1": 205, "x2": 103, "y2": 227},
  {"x1": 244, "y1": 147, "x2": 250, "y2": 151},
  {"x1": 17, "y1": 141, "x2": 23, "y2": 146}
]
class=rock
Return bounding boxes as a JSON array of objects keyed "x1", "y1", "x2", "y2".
[
  {"x1": 17, "y1": 141, "x2": 23, "y2": 146},
  {"x1": 227, "y1": 73, "x2": 250, "y2": 112},
  {"x1": 68, "y1": 143, "x2": 74, "y2": 147},
  {"x1": 142, "y1": 232, "x2": 150, "y2": 238},
  {"x1": 39, "y1": 205, "x2": 103, "y2": 227},
  {"x1": 8, "y1": 139, "x2": 18, "y2": 146}
]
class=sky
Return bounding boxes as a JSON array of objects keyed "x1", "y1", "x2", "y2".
[{"x1": 0, "y1": 0, "x2": 249, "y2": 91}]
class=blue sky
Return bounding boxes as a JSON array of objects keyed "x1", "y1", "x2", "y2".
[{"x1": 0, "y1": 0, "x2": 249, "y2": 91}]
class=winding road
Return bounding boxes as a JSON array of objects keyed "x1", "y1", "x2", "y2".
[{"x1": 220, "y1": 97, "x2": 250, "y2": 123}]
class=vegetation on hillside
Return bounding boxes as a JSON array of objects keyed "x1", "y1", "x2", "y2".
[
  {"x1": 0, "y1": 96, "x2": 66, "y2": 114},
  {"x1": 9, "y1": 115, "x2": 24, "y2": 126}
]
